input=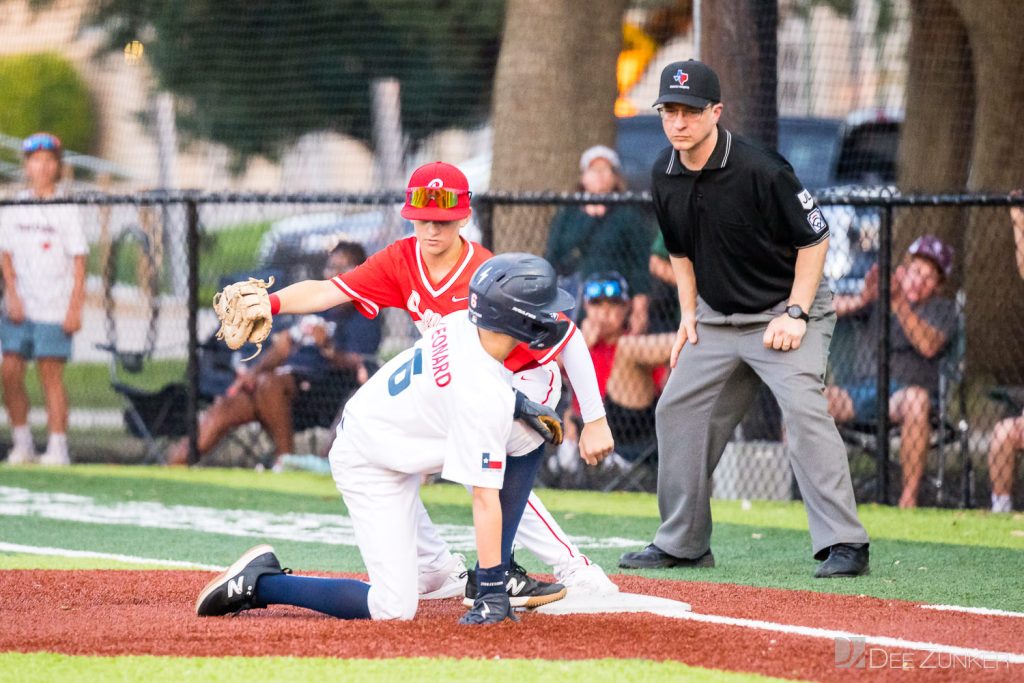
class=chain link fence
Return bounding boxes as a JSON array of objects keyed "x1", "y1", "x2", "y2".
[{"x1": 0, "y1": 192, "x2": 1022, "y2": 511}]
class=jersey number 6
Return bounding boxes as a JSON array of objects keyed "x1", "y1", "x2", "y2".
[{"x1": 388, "y1": 348, "x2": 424, "y2": 396}]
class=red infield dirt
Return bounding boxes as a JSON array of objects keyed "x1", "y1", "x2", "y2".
[{"x1": 1, "y1": 569, "x2": 1021, "y2": 682}]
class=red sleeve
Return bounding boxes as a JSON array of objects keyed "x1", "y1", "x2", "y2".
[
  {"x1": 332, "y1": 242, "x2": 406, "y2": 318},
  {"x1": 503, "y1": 314, "x2": 577, "y2": 372}
]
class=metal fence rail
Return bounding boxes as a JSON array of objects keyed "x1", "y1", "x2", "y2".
[{"x1": 0, "y1": 191, "x2": 1021, "y2": 509}]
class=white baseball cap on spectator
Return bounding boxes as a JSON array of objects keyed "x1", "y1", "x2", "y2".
[{"x1": 579, "y1": 145, "x2": 621, "y2": 174}]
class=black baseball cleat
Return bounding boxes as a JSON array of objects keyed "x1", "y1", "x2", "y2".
[
  {"x1": 195, "y1": 544, "x2": 290, "y2": 616},
  {"x1": 458, "y1": 591, "x2": 519, "y2": 625},
  {"x1": 462, "y1": 556, "x2": 567, "y2": 608},
  {"x1": 618, "y1": 544, "x2": 715, "y2": 569},
  {"x1": 814, "y1": 543, "x2": 869, "y2": 578}
]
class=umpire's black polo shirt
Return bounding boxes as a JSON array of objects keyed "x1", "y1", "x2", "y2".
[{"x1": 651, "y1": 126, "x2": 829, "y2": 315}]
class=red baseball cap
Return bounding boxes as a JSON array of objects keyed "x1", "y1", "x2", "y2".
[{"x1": 401, "y1": 161, "x2": 472, "y2": 222}]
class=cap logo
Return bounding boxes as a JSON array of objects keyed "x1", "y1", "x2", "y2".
[
  {"x1": 672, "y1": 70, "x2": 690, "y2": 90},
  {"x1": 427, "y1": 178, "x2": 443, "y2": 189}
]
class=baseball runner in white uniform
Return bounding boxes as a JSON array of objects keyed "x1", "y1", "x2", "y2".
[
  {"x1": 246, "y1": 162, "x2": 619, "y2": 601},
  {"x1": 197, "y1": 254, "x2": 574, "y2": 624}
]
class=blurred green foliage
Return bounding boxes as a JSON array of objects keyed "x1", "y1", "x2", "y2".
[
  {"x1": 0, "y1": 52, "x2": 96, "y2": 161},
  {"x1": 83, "y1": 0, "x2": 505, "y2": 165}
]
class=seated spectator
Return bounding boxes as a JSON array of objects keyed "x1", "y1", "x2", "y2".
[
  {"x1": 558, "y1": 272, "x2": 674, "y2": 472},
  {"x1": 168, "y1": 241, "x2": 381, "y2": 467},
  {"x1": 988, "y1": 194, "x2": 1024, "y2": 512},
  {"x1": 825, "y1": 236, "x2": 957, "y2": 508},
  {"x1": 545, "y1": 145, "x2": 654, "y2": 332}
]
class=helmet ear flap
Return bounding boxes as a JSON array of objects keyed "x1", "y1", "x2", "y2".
[{"x1": 527, "y1": 318, "x2": 570, "y2": 350}]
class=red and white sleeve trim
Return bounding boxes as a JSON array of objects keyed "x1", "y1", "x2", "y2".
[{"x1": 331, "y1": 277, "x2": 380, "y2": 319}]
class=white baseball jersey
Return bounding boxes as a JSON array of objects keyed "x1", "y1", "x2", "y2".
[
  {"x1": 0, "y1": 191, "x2": 88, "y2": 323},
  {"x1": 340, "y1": 310, "x2": 515, "y2": 489}
]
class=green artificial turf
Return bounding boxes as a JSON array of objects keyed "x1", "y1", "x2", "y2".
[
  {"x1": 0, "y1": 653, "x2": 792, "y2": 683},
  {"x1": 1, "y1": 465, "x2": 1022, "y2": 610}
]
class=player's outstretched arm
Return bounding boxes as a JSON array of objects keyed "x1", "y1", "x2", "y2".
[{"x1": 272, "y1": 279, "x2": 352, "y2": 315}]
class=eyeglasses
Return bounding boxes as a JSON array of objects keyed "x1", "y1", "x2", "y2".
[
  {"x1": 22, "y1": 133, "x2": 62, "y2": 155},
  {"x1": 406, "y1": 186, "x2": 471, "y2": 209},
  {"x1": 584, "y1": 279, "x2": 627, "y2": 302},
  {"x1": 656, "y1": 104, "x2": 712, "y2": 122}
]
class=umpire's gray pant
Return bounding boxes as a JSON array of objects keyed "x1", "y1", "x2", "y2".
[{"x1": 653, "y1": 290, "x2": 869, "y2": 560}]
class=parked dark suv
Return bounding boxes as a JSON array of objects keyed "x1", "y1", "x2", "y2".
[{"x1": 615, "y1": 107, "x2": 902, "y2": 192}]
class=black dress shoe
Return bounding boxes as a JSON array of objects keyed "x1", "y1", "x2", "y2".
[
  {"x1": 619, "y1": 544, "x2": 715, "y2": 569},
  {"x1": 814, "y1": 543, "x2": 869, "y2": 578}
]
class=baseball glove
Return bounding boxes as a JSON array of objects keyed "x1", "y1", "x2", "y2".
[
  {"x1": 213, "y1": 276, "x2": 275, "y2": 361},
  {"x1": 513, "y1": 390, "x2": 564, "y2": 445}
]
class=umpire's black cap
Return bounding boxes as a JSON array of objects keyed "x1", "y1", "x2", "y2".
[{"x1": 653, "y1": 60, "x2": 721, "y2": 109}]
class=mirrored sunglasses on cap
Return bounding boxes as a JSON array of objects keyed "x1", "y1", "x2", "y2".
[
  {"x1": 406, "y1": 186, "x2": 471, "y2": 210},
  {"x1": 585, "y1": 278, "x2": 627, "y2": 302},
  {"x1": 22, "y1": 133, "x2": 62, "y2": 155}
]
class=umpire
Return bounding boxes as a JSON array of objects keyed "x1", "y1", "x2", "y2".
[{"x1": 619, "y1": 60, "x2": 869, "y2": 577}]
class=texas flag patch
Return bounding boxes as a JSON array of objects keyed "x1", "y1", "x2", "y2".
[{"x1": 481, "y1": 452, "x2": 502, "y2": 470}]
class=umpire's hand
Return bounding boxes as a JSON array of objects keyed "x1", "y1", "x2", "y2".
[
  {"x1": 669, "y1": 312, "x2": 699, "y2": 368},
  {"x1": 763, "y1": 315, "x2": 807, "y2": 352}
]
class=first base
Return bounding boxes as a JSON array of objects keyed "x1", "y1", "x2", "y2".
[{"x1": 530, "y1": 591, "x2": 692, "y2": 617}]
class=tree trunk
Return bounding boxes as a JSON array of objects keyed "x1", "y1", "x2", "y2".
[
  {"x1": 895, "y1": 0, "x2": 972, "y2": 292},
  {"x1": 489, "y1": 0, "x2": 628, "y2": 253},
  {"x1": 951, "y1": 0, "x2": 1024, "y2": 379},
  {"x1": 701, "y1": 0, "x2": 778, "y2": 148}
]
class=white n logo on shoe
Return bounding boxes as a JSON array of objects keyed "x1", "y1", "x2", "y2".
[
  {"x1": 506, "y1": 577, "x2": 526, "y2": 595},
  {"x1": 480, "y1": 601, "x2": 490, "y2": 618},
  {"x1": 227, "y1": 575, "x2": 245, "y2": 598}
]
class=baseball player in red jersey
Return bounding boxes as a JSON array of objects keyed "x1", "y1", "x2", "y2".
[{"x1": 266, "y1": 162, "x2": 619, "y2": 600}]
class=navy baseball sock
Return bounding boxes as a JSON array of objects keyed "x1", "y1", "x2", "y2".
[
  {"x1": 476, "y1": 564, "x2": 506, "y2": 597},
  {"x1": 499, "y1": 443, "x2": 545, "y2": 565},
  {"x1": 255, "y1": 574, "x2": 371, "y2": 620}
]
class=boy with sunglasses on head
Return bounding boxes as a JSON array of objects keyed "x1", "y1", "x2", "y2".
[
  {"x1": 1, "y1": 133, "x2": 88, "y2": 466},
  {"x1": 214, "y1": 161, "x2": 619, "y2": 605},
  {"x1": 558, "y1": 273, "x2": 675, "y2": 475}
]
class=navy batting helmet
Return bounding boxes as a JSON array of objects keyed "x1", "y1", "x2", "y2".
[{"x1": 468, "y1": 253, "x2": 574, "y2": 349}]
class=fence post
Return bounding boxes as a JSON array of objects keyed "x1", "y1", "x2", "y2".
[
  {"x1": 876, "y1": 204, "x2": 893, "y2": 504},
  {"x1": 476, "y1": 197, "x2": 495, "y2": 251},
  {"x1": 185, "y1": 196, "x2": 200, "y2": 465}
]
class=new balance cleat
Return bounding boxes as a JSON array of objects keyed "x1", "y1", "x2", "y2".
[
  {"x1": 462, "y1": 556, "x2": 567, "y2": 608},
  {"x1": 195, "y1": 544, "x2": 289, "y2": 616},
  {"x1": 458, "y1": 591, "x2": 518, "y2": 625}
]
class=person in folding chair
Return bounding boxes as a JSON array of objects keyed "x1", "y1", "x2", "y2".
[
  {"x1": 556, "y1": 272, "x2": 673, "y2": 483},
  {"x1": 167, "y1": 241, "x2": 381, "y2": 468},
  {"x1": 825, "y1": 235, "x2": 957, "y2": 509},
  {"x1": 987, "y1": 195, "x2": 1024, "y2": 513}
]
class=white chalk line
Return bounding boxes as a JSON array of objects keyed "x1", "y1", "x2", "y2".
[
  {"x1": 671, "y1": 610, "x2": 1024, "y2": 665},
  {"x1": 2, "y1": 484, "x2": 1022, "y2": 665},
  {"x1": 0, "y1": 542, "x2": 221, "y2": 571},
  {"x1": 920, "y1": 604, "x2": 1024, "y2": 618},
  {"x1": 4, "y1": 543, "x2": 1022, "y2": 666}
]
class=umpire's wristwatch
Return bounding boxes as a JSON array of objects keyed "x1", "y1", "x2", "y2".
[{"x1": 786, "y1": 304, "x2": 810, "y2": 323}]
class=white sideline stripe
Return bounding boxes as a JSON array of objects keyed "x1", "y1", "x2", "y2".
[
  {"x1": 0, "y1": 486, "x2": 641, "y2": 552},
  {"x1": 672, "y1": 611, "x2": 1024, "y2": 665},
  {"x1": 920, "y1": 604, "x2": 1024, "y2": 618},
  {"x1": 0, "y1": 542, "x2": 222, "y2": 571}
]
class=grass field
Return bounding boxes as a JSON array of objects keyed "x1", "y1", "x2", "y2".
[{"x1": 1, "y1": 464, "x2": 1022, "y2": 681}]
